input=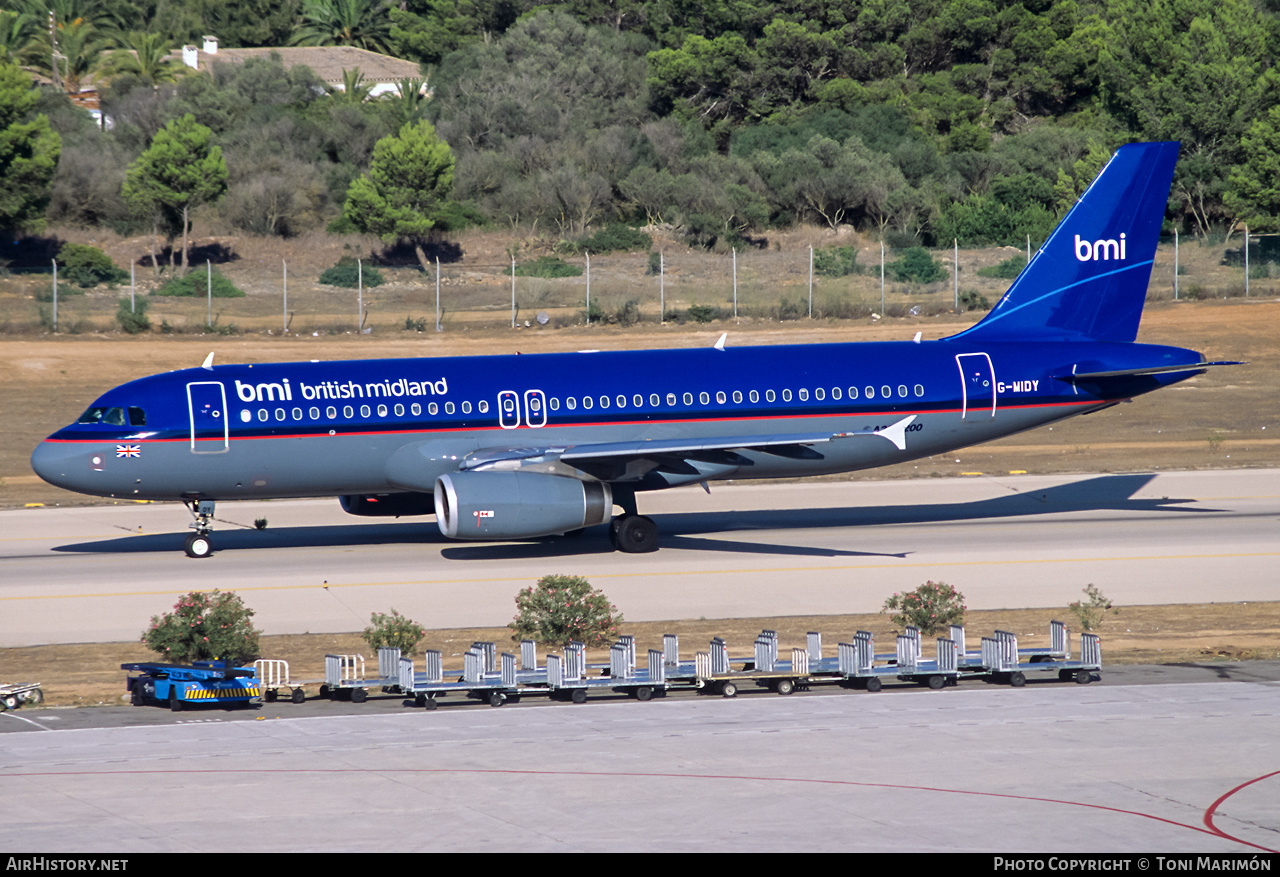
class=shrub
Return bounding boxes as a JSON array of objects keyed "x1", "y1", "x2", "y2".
[
  {"x1": 510, "y1": 256, "x2": 583, "y2": 278},
  {"x1": 362, "y1": 609, "x2": 426, "y2": 653},
  {"x1": 882, "y1": 580, "x2": 965, "y2": 636},
  {"x1": 319, "y1": 258, "x2": 384, "y2": 288},
  {"x1": 116, "y1": 298, "x2": 150, "y2": 334},
  {"x1": 957, "y1": 288, "x2": 990, "y2": 311},
  {"x1": 1068, "y1": 584, "x2": 1117, "y2": 632},
  {"x1": 576, "y1": 223, "x2": 652, "y2": 254},
  {"x1": 813, "y1": 245, "x2": 860, "y2": 277},
  {"x1": 141, "y1": 590, "x2": 261, "y2": 665},
  {"x1": 976, "y1": 254, "x2": 1027, "y2": 280},
  {"x1": 152, "y1": 269, "x2": 246, "y2": 298},
  {"x1": 888, "y1": 247, "x2": 948, "y2": 284},
  {"x1": 686, "y1": 303, "x2": 719, "y2": 323},
  {"x1": 509, "y1": 574, "x2": 623, "y2": 649},
  {"x1": 57, "y1": 243, "x2": 129, "y2": 288}
]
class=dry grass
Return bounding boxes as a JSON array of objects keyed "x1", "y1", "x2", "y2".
[{"x1": 5, "y1": 602, "x2": 1277, "y2": 708}]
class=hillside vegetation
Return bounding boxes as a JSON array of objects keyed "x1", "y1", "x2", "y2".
[{"x1": 2, "y1": 0, "x2": 1280, "y2": 276}]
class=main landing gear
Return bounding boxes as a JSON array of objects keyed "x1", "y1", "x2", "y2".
[
  {"x1": 607, "y1": 488, "x2": 659, "y2": 553},
  {"x1": 183, "y1": 499, "x2": 216, "y2": 558}
]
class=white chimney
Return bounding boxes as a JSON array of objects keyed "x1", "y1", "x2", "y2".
[
  {"x1": 203, "y1": 36, "x2": 218, "y2": 55},
  {"x1": 182, "y1": 45, "x2": 198, "y2": 69}
]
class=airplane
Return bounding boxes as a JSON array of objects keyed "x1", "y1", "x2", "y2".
[{"x1": 31, "y1": 141, "x2": 1238, "y2": 558}]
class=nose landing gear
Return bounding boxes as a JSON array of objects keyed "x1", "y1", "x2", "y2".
[{"x1": 183, "y1": 499, "x2": 216, "y2": 558}]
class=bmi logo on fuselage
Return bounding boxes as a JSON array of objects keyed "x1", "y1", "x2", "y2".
[{"x1": 1074, "y1": 233, "x2": 1126, "y2": 262}]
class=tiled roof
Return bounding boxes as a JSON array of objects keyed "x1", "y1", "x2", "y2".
[{"x1": 191, "y1": 45, "x2": 423, "y2": 84}]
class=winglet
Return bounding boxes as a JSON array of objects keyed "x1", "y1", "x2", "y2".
[
  {"x1": 714, "y1": 333, "x2": 727, "y2": 351},
  {"x1": 201, "y1": 352, "x2": 215, "y2": 371}
]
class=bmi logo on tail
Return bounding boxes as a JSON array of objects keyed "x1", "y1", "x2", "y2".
[{"x1": 1074, "y1": 233, "x2": 1126, "y2": 262}]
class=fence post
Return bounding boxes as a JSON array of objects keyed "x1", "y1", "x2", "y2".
[
  {"x1": 808, "y1": 245, "x2": 813, "y2": 318},
  {"x1": 659, "y1": 252, "x2": 664, "y2": 323},
  {"x1": 585, "y1": 251, "x2": 590, "y2": 325},
  {"x1": 1173, "y1": 231, "x2": 1178, "y2": 300},
  {"x1": 511, "y1": 255, "x2": 516, "y2": 328},
  {"x1": 358, "y1": 258, "x2": 363, "y2": 331},
  {"x1": 282, "y1": 259, "x2": 287, "y2": 334},
  {"x1": 52, "y1": 259, "x2": 57, "y2": 332},
  {"x1": 732, "y1": 247, "x2": 737, "y2": 318},
  {"x1": 436, "y1": 256, "x2": 441, "y2": 332},
  {"x1": 953, "y1": 238, "x2": 958, "y2": 309},
  {"x1": 1245, "y1": 224, "x2": 1250, "y2": 298},
  {"x1": 207, "y1": 259, "x2": 212, "y2": 327}
]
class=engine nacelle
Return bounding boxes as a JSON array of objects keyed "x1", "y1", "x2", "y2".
[
  {"x1": 339, "y1": 492, "x2": 435, "y2": 517},
  {"x1": 434, "y1": 471, "x2": 612, "y2": 540}
]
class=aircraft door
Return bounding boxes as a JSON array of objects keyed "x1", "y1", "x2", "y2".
[
  {"x1": 956, "y1": 353, "x2": 996, "y2": 420},
  {"x1": 524, "y1": 390, "x2": 547, "y2": 428},
  {"x1": 187, "y1": 381, "x2": 230, "y2": 452},
  {"x1": 497, "y1": 391, "x2": 521, "y2": 429}
]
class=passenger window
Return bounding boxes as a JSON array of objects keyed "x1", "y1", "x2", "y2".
[
  {"x1": 361, "y1": 405, "x2": 371, "y2": 417},
  {"x1": 716, "y1": 391, "x2": 726, "y2": 404},
  {"x1": 478, "y1": 400, "x2": 489, "y2": 414},
  {"x1": 616, "y1": 394, "x2": 627, "y2": 408},
  {"x1": 915, "y1": 384, "x2": 924, "y2": 397},
  {"x1": 275, "y1": 408, "x2": 286, "y2": 421},
  {"x1": 292, "y1": 407, "x2": 302, "y2": 420},
  {"x1": 567, "y1": 397, "x2": 577, "y2": 410},
  {"x1": 128, "y1": 407, "x2": 147, "y2": 426},
  {"x1": 343, "y1": 406, "x2": 354, "y2": 418},
  {"x1": 815, "y1": 388, "x2": 824, "y2": 401},
  {"x1": 327, "y1": 406, "x2": 337, "y2": 419},
  {"x1": 881, "y1": 385, "x2": 891, "y2": 398},
  {"x1": 749, "y1": 390, "x2": 759, "y2": 403},
  {"x1": 259, "y1": 409, "x2": 269, "y2": 422},
  {"x1": 782, "y1": 389, "x2": 792, "y2": 402},
  {"x1": 766, "y1": 389, "x2": 776, "y2": 402},
  {"x1": 798, "y1": 389, "x2": 809, "y2": 401},
  {"x1": 635, "y1": 394, "x2": 645, "y2": 407},
  {"x1": 733, "y1": 390, "x2": 742, "y2": 403},
  {"x1": 310, "y1": 407, "x2": 320, "y2": 419},
  {"x1": 445, "y1": 401, "x2": 455, "y2": 414},
  {"x1": 700, "y1": 392, "x2": 710, "y2": 404},
  {"x1": 411, "y1": 403, "x2": 421, "y2": 416},
  {"x1": 395, "y1": 404, "x2": 405, "y2": 416},
  {"x1": 849, "y1": 387, "x2": 858, "y2": 399},
  {"x1": 428, "y1": 402, "x2": 438, "y2": 415},
  {"x1": 832, "y1": 388, "x2": 841, "y2": 401},
  {"x1": 378, "y1": 404, "x2": 388, "y2": 416},
  {"x1": 898, "y1": 385, "x2": 907, "y2": 398},
  {"x1": 683, "y1": 392, "x2": 693, "y2": 405},
  {"x1": 547, "y1": 398, "x2": 557, "y2": 411},
  {"x1": 599, "y1": 396, "x2": 610, "y2": 409},
  {"x1": 650, "y1": 394, "x2": 660, "y2": 407},
  {"x1": 865, "y1": 386, "x2": 875, "y2": 399}
]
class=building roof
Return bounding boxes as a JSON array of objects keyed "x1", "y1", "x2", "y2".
[{"x1": 188, "y1": 44, "x2": 424, "y2": 86}]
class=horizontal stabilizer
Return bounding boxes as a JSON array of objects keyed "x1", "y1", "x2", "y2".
[{"x1": 1058, "y1": 361, "x2": 1243, "y2": 383}]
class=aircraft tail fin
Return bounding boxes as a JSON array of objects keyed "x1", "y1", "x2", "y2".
[{"x1": 949, "y1": 141, "x2": 1179, "y2": 344}]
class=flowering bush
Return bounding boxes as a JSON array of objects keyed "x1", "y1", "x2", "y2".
[
  {"x1": 508, "y1": 575, "x2": 623, "y2": 648},
  {"x1": 362, "y1": 609, "x2": 426, "y2": 653},
  {"x1": 141, "y1": 590, "x2": 261, "y2": 665},
  {"x1": 882, "y1": 581, "x2": 966, "y2": 636}
]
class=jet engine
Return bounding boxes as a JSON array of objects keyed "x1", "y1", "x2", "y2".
[
  {"x1": 434, "y1": 471, "x2": 612, "y2": 540},
  {"x1": 339, "y1": 492, "x2": 435, "y2": 517}
]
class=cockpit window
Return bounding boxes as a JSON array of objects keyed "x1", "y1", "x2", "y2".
[{"x1": 77, "y1": 407, "x2": 141, "y2": 427}]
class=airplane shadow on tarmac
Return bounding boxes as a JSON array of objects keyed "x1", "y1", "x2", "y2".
[{"x1": 52, "y1": 472, "x2": 1220, "y2": 559}]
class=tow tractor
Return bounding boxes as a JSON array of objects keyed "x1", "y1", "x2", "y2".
[{"x1": 122, "y1": 660, "x2": 261, "y2": 711}]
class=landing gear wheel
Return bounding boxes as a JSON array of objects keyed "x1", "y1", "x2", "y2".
[
  {"x1": 613, "y1": 514, "x2": 659, "y2": 553},
  {"x1": 184, "y1": 532, "x2": 213, "y2": 558},
  {"x1": 775, "y1": 678, "x2": 795, "y2": 696}
]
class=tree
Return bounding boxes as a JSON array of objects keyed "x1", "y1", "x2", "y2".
[
  {"x1": 99, "y1": 32, "x2": 186, "y2": 86},
  {"x1": 291, "y1": 0, "x2": 394, "y2": 54},
  {"x1": 141, "y1": 590, "x2": 262, "y2": 665},
  {"x1": 344, "y1": 119, "x2": 455, "y2": 273},
  {"x1": 508, "y1": 575, "x2": 623, "y2": 649},
  {"x1": 0, "y1": 61, "x2": 61, "y2": 236},
  {"x1": 123, "y1": 114, "x2": 228, "y2": 274},
  {"x1": 1226, "y1": 107, "x2": 1280, "y2": 233}
]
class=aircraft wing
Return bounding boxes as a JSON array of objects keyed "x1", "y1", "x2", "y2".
[{"x1": 458, "y1": 415, "x2": 917, "y2": 482}]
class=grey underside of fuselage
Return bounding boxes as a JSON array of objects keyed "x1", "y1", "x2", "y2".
[{"x1": 52, "y1": 404, "x2": 1096, "y2": 504}]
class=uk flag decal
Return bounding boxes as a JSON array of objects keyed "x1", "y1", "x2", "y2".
[{"x1": 116, "y1": 444, "x2": 141, "y2": 458}]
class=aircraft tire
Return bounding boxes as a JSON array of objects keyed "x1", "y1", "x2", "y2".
[
  {"x1": 614, "y1": 514, "x2": 659, "y2": 553},
  {"x1": 184, "y1": 532, "x2": 213, "y2": 559}
]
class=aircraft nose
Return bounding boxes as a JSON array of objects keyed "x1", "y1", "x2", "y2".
[{"x1": 30, "y1": 440, "x2": 95, "y2": 492}]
